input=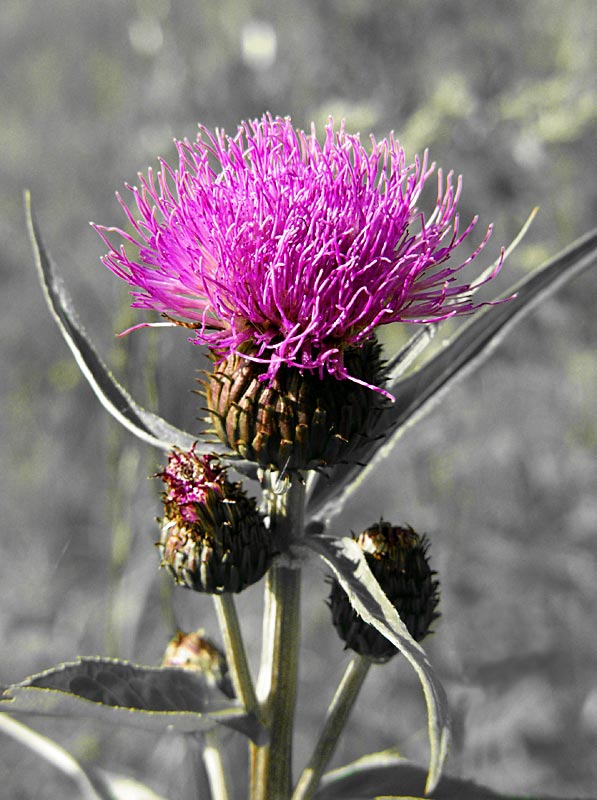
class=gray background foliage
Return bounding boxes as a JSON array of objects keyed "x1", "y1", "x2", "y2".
[{"x1": 1, "y1": 1, "x2": 597, "y2": 798}]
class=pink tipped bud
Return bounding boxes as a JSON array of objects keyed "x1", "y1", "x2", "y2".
[{"x1": 158, "y1": 448, "x2": 272, "y2": 593}]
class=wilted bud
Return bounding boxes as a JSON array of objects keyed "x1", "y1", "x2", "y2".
[
  {"x1": 161, "y1": 629, "x2": 235, "y2": 698},
  {"x1": 158, "y1": 448, "x2": 272, "y2": 594},
  {"x1": 203, "y1": 338, "x2": 388, "y2": 472},
  {"x1": 329, "y1": 522, "x2": 440, "y2": 663}
]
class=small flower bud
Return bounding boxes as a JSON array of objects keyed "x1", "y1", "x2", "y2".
[
  {"x1": 158, "y1": 448, "x2": 272, "y2": 594},
  {"x1": 204, "y1": 337, "x2": 388, "y2": 471},
  {"x1": 329, "y1": 522, "x2": 440, "y2": 663},
  {"x1": 161, "y1": 629, "x2": 234, "y2": 698}
]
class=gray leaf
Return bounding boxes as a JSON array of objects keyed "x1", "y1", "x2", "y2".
[
  {"x1": 1, "y1": 656, "x2": 264, "y2": 743},
  {"x1": 308, "y1": 227, "x2": 597, "y2": 521},
  {"x1": 26, "y1": 191, "x2": 256, "y2": 482},
  {"x1": 316, "y1": 751, "x2": 556, "y2": 799},
  {"x1": 306, "y1": 535, "x2": 450, "y2": 795}
]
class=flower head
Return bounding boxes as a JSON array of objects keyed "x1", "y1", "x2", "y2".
[
  {"x1": 96, "y1": 114, "x2": 501, "y2": 392},
  {"x1": 328, "y1": 521, "x2": 440, "y2": 663},
  {"x1": 160, "y1": 448, "x2": 227, "y2": 524},
  {"x1": 158, "y1": 448, "x2": 272, "y2": 593},
  {"x1": 161, "y1": 629, "x2": 235, "y2": 698}
]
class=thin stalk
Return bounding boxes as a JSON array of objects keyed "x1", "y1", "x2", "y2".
[
  {"x1": 292, "y1": 654, "x2": 371, "y2": 800},
  {"x1": 203, "y1": 729, "x2": 232, "y2": 800},
  {"x1": 213, "y1": 593, "x2": 259, "y2": 718},
  {"x1": 251, "y1": 475, "x2": 306, "y2": 800}
]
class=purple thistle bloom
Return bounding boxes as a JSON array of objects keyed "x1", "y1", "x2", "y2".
[
  {"x1": 159, "y1": 448, "x2": 225, "y2": 524},
  {"x1": 95, "y1": 114, "x2": 502, "y2": 393}
]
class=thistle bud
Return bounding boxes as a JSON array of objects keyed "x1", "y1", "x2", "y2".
[
  {"x1": 329, "y1": 522, "x2": 440, "y2": 663},
  {"x1": 204, "y1": 338, "x2": 388, "y2": 472},
  {"x1": 158, "y1": 448, "x2": 271, "y2": 594},
  {"x1": 161, "y1": 629, "x2": 235, "y2": 699}
]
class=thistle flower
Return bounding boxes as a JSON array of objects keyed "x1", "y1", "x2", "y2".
[
  {"x1": 204, "y1": 335, "x2": 388, "y2": 470},
  {"x1": 329, "y1": 522, "x2": 440, "y2": 663},
  {"x1": 158, "y1": 448, "x2": 271, "y2": 593},
  {"x1": 95, "y1": 114, "x2": 502, "y2": 396}
]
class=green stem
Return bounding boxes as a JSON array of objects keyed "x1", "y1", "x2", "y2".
[
  {"x1": 251, "y1": 474, "x2": 306, "y2": 800},
  {"x1": 292, "y1": 654, "x2": 371, "y2": 800},
  {"x1": 213, "y1": 593, "x2": 259, "y2": 718}
]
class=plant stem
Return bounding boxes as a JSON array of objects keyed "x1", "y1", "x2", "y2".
[
  {"x1": 291, "y1": 654, "x2": 371, "y2": 800},
  {"x1": 251, "y1": 474, "x2": 306, "y2": 800},
  {"x1": 203, "y1": 729, "x2": 232, "y2": 800},
  {"x1": 252, "y1": 565, "x2": 301, "y2": 798},
  {"x1": 213, "y1": 593, "x2": 259, "y2": 718}
]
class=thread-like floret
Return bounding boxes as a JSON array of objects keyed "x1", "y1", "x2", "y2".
[{"x1": 96, "y1": 114, "x2": 502, "y2": 396}]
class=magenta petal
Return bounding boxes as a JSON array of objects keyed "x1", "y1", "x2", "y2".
[{"x1": 95, "y1": 114, "x2": 502, "y2": 392}]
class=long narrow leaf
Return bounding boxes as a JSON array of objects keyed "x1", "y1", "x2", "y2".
[
  {"x1": 315, "y1": 752, "x2": 556, "y2": 799},
  {"x1": 308, "y1": 228, "x2": 597, "y2": 520},
  {"x1": 26, "y1": 192, "x2": 245, "y2": 463},
  {"x1": 306, "y1": 535, "x2": 450, "y2": 795},
  {"x1": 86, "y1": 770, "x2": 172, "y2": 800},
  {"x1": 380, "y1": 210, "x2": 539, "y2": 387},
  {"x1": 1, "y1": 657, "x2": 264, "y2": 743},
  {"x1": 0, "y1": 714, "x2": 115, "y2": 800}
]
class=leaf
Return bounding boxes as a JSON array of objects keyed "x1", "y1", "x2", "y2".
[
  {"x1": 91, "y1": 770, "x2": 172, "y2": 800},
  {"x1": 0, "y1": 715, "x2": 174, "y2": 799},
  {"x1": 315, "y1": 751, "x2": 558, "y2": 799},
  {"x1": 25, "y1": 192, "x2": 196, "y2": 451},
  {"x1": 307, "y1": 227, "x2": 597, "y2": 520},
  {"x1": 306, "y1": 536, "x2": 450, "y2": 795},
  {"x1": 383, "y1": 325, "x2": 438, "y2": 383},
  {"x1": 0, "y1": 714, "x2": 116, "y2": 800},
  {"x1": 0, "y1": 656, "x2": 264, "y2": 743},
  {"x1": 25, "y1": 192, "x2": 256, "y2": 479}
]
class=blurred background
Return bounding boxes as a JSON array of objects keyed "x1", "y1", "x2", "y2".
[{"x1": 1, "y1": 1, "x2": 597, "y2": 798}]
